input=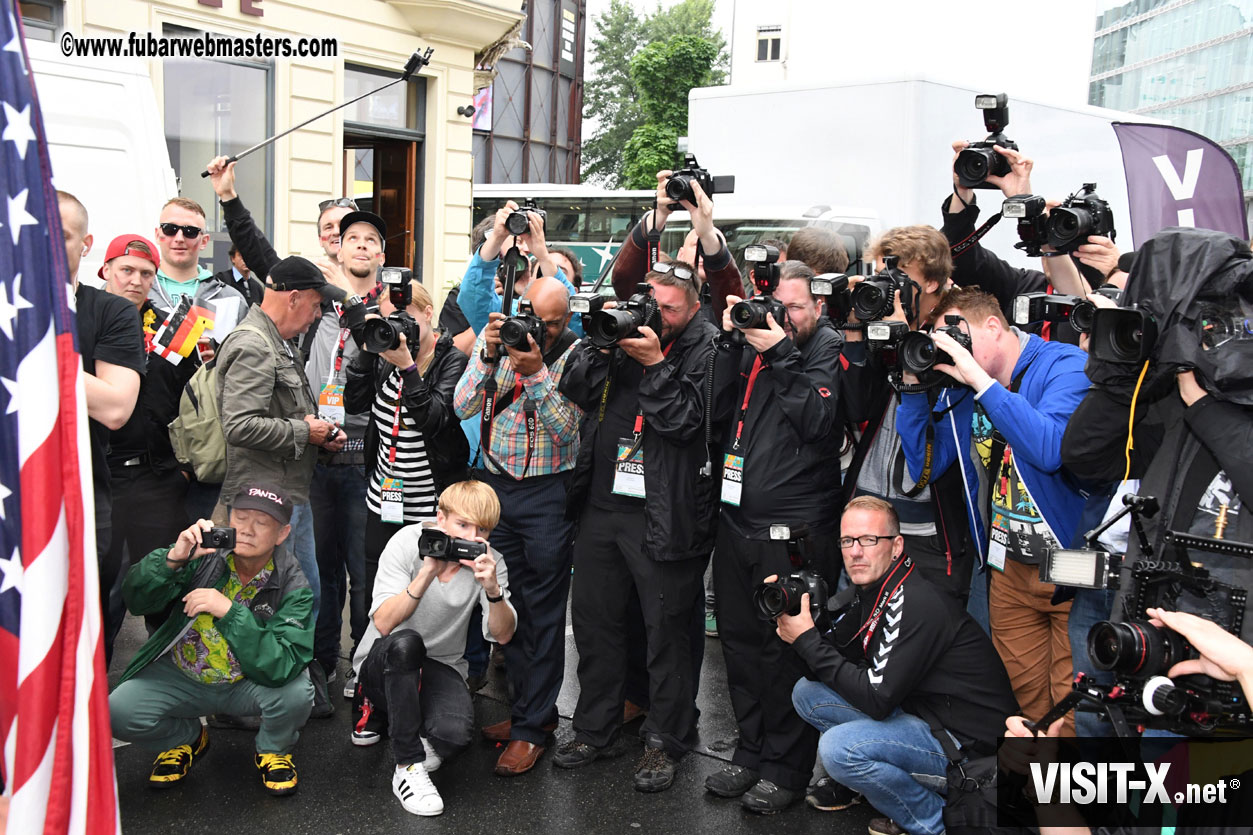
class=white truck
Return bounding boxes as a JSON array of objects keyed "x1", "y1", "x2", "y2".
[{"x1": 686, "y1": 76, "x2": 1162, "y2": 267}]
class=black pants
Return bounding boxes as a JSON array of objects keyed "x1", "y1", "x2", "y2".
[
  {"x1": 103, "y1": 465, "x2": 189, "y2": 661},
  {"x1": 478, "y1": 469, "x2": 575, "y2": 745},
  {"x1": 571, "y1": 508, "x2": 707, "y2": 759},
  {"x1": 904, "y1": 530, "x2": 972, "y2": 605},
  {"x1": 359, "y1": 630, "x2": 474, "y2": 766},
  {"x1": 623, "y1": 574, "x2": 706, "y2": 710},
  {"x1": 364, "y1": 510, "x2": 404, "y2": 604},
  {"x1": 713, "y1": 524, "x2": 840, "y2": 792}
]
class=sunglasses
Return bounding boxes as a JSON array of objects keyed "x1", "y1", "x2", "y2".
[
  {"x1": 650, "y1": 262, "x2": 695, "y2": 282},
  {"x1": 318, "y1": 197, "x2": 359, "y2": 213},
  {"x1": 159, "y1": 223, "x2": 204, "y2": 239}
]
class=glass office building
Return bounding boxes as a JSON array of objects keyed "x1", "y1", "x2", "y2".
[{"x1": 1090, "y1": 0, "x2": 1252, "y2": 209}]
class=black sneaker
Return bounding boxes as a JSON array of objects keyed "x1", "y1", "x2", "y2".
[
  {"x1": 868, "y1": 817, "x2": 906, "y2": 835},
  {"x1": 633, "y1": 743, "x2": 677, "y2": 793},
  {"x1": 309, "y1": 661, "x2": 334, "y2": 718},
  {"x1": 255, "y1": 752, "x2": 299, "y2": 796},
  {"x1": 552, "y1": 739, "x2": 624, "y2": 770},
  {"x1": 740, "y1": 779, "x2": 799, "y2": 814},
  {"x1": 148, "y1": 726, "x2": 209, "y2": 788},
  {"x1": 806, "y1": 776, "x2": 863, "y2": 811},
  {"x1": 704, "y1": 764, "x2": 759, "y2": 798}
]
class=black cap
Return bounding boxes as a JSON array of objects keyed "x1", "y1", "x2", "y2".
[
  {"x1": 232, "y1": 483, "x2": 293, "y2": 525},
  {"x1": 266, "y1": 255, "x2": 346, "y2": 302},
  {"x1": 338, "y1": 211, "x2": 388, "y2": 247}
]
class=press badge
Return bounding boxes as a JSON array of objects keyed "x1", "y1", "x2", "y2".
[
  {"x1": 380, "y1": 477, "x2": 405, "y2": 524},
  {"x1": 318, "y1": 383, "x2": 346, "y2": 425},
  {"x1": 612, "y1": 437, "x2": 646, "y2": 499},
  {"x1": 987, "y1": 539, "x2": 1007, "y2": 572},
  {"x1": 721, "y1": 454, "x2": 744, "y2": 506}
]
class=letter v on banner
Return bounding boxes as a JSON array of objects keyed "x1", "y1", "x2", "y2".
[{"x1": 1112, "y1": 122, "x2": 1248, "y2": 244}]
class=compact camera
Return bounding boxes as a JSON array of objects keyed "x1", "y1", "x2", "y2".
[
  {"x1": 1048, "y1": 183, "x2": 1116, "y2": 254},
  {"x1": 205, "y1": 526, "x2": 236, "y2": 550},
  {"x1": 954, "y1": 93, "x2": 1019, "y2": 189},
  {"x1": 417, "y1": 528, "x2": 488, "y2": 562},
  {"x1": 499, "y1": 299, "x2": 547, "y2": 351},
  {"x1": 505, "y1": 198, "x2": 546, "y2": 237},
  {"x1": 664, "y1": 154, "x2": 735, "y2": 209},
  {"x1": 584, "y1": 283, "x2": 661, "y2": 349},
  {"x1": 753, "y1": 571, "x2": 829, "y2": 621}
]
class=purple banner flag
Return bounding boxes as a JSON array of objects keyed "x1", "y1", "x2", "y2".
[{"x1": 1113, "y1": 122, "x2": 1248, "y2": 244}]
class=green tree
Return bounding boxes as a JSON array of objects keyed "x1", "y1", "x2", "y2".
[{"x1": 581, "y1": 0, "x2": 726, "y2": 186}]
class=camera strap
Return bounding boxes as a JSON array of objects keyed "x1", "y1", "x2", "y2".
[
  {"x1": 895, "y1": 420, "x2": 936, "y2": 498},
  {"x1": 731, "y1": 355, "x2": 767, "y2": 451},
  {"x1": 647, "y1": 225, "x2": 662, "y2": 270},
  {"x1": 984, "y1": 361, "x2": 1033, "y2": 518},
  {"x1": 619, "y1": 340, "x2": 676, "y2": 458},
  {"x1": 847, "y1": 556, "x2": 913, "y2": 653},
  {"x1": 478, "y1": 372, "x2": 535, "y2": 481},
  {"x1": 949, "y1": 212, "x2": 1002, "y2": 258}
]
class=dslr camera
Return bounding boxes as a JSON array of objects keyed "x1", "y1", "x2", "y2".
[
  {"x1": 584, "y1": 283, "x2": 661, "y2": 350},
  {"x1": 1003, "y1": 194, "x2": 1049, "y2": 257},
  {"x1": 729, "y1": 244, "x2": 788, "y2": 333},
  {"x1": 205, "y1": 526, "x2": 236, "y2": 550},
  {"x1": 895, "y1": 314, "x2": 973, "y2": 388},
  {"x1": 954, "y1": 93, "x2": 1019, "y2": 189},
  {"x1": 754, "y1": 571, "x2": 829, "y2": 622},
  {"x1": 1048, "y1": 183, "x2": 1116, "y2": 254},
  {"x1": 362, "y1": 267, "x2": 422, "y2": 353},
  {"x1": 570, "y1": 290, "x2": 607, "y2": 334},
  {"x1": 811, "y1": 273, "x2": 852, "y2": 327},
  {"x1": 850, "y1": 256, "x2": 915, "y2": 323},
  {"x1": 499, "y1": 299, "x2": 547, "y2": 351},
  {"x1": 505, "y1": 198, "x2": 546, "y2": 237},
  {"x1": 1013, "y1": 286, "x2": 1122, "y2": 335},
  {"x1": 665, "y1": 154, "x2": 735, "y2": 209},
  {"x1": 418, "y1": 528, "x2": 488, "y2": 562}
]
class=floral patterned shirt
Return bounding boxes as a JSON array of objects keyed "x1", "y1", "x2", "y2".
[{"x1": 172, "y1": 555, "x2": 273, "y2": 684}]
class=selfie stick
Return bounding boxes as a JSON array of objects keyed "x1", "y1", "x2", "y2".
[{"x1": 200, "y1": 48, "x2": 433, "y2": 177}]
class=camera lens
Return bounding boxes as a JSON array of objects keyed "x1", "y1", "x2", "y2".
[
  {"x1": 362, "y1": 318, "x2": 400, "y2": 353},
  {"x1": 955, "y1": 147, "x2": 993, "y2": 188},
  {"x1": 899, "y1": 331, "x2": 938, "y2": 373},
  {"x1": 730, "y1": 299, "x2": 767, "y2": 329},
  {"x1": 1070, "y1": 300, "x2": 1096, "y2": 334},
  {"x1": 851, "y1": 279, "x2": 892, "y2": 322},
  {"x1": 499, "y1": 318, "x2": 526, "y2": 349},
  {"x1": 1091, "y1": 308, "x2": 1158, "y2": 363},
  {"x1": 587, "y1": 308, "x2": 639, "y2": 348},
  {"x1": 1047, "y1": 208, "x2": 1093, "y2": 251},
  {"x1": 664, "y1": 174, "x2": 692, "y2": 203},
  {"x1": 1088, "y1": 619, "x2": 1187, "y2": 677},
  {"x1": 753, "y1": 578, "x2": 802, "y2": 620},
  {"x1": 505, "y1": 211, "x2": 530, "y2": 236}
]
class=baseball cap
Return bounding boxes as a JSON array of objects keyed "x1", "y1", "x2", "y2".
[
  {"x1": 231, "y1": 483, "x2": 293, "y2": 525},
  {"x1": 96, "y1": 234, "x2": 160, "y2": 279},
  {"x1": 338, "y1": 211, "x2": 388, "y2": 246},
  {"x1": 266, "y1": 255, "x2": 346, "y2": 302}
]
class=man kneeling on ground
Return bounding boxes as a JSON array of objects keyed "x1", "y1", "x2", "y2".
[
  {"x1": 110, "y1": 484, "x2": 314, "y2": 796},
  {"x1": 350, "y1": 480, "x2": 516, "y2": 816}
]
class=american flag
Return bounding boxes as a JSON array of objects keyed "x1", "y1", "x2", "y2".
[{"x1": 0, "y1": 4, "x2": 120, "y2": 832}]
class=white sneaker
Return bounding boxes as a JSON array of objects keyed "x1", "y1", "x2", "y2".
[
  {"x1": 393, "y1": 762, "x2": 443, "y2": 816},
  {"x1": 342, "y1": 668, "x2": 357, "y2": 700},
  {"x1": 421, "y1": 736, "x2": 442, "y2": 772}
]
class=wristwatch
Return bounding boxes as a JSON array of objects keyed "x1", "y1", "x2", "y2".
[{"x1": 486, "y1": 590, "x2": 504, "y2": 603}]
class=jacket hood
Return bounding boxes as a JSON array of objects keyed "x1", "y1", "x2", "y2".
[{"x1": 1123, "y1": 227, "x2": 1253, "y2": 404}]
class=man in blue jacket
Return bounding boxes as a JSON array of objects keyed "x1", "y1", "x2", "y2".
[{"x1": 896, "y1": 287, "x2": 1089, "y2": 733}]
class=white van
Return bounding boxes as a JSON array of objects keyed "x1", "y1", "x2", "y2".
[{"x1": 28, "y1": 39, "x2": 176, "y2": 284}]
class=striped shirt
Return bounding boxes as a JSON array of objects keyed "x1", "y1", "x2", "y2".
[
  {"x1": 453, "y1": 329, "x2": 582, "y2": 479},
  {"x1": 366, "y1": 367, "x2": 437, "y2": 522}
]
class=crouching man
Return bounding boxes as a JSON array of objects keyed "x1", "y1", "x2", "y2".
[
  {"x1": 110, "y1": 484, "x2": 314, "y2": 796},
  {"x1": 350, "y1": 481, "x2": 516, "y2": 816},
  {"x1": 777, "y1": 497, "x2": 1018, "y2": 835}
]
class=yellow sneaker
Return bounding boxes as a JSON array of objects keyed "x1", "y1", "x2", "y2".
[
  {"x1": 255, "y1": 752, "x2": 299, "y2": 796},
  {"x1": 148, "y1": 726, "x2": 209, "y2": 788}
]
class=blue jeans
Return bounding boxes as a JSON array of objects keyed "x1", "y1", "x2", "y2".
[
  {"x1": 310, "y1": 463, "x2": 368, "y2": 669},
  {"x1": 967, "y1": 564, "x2": 990, "y2": 635},
  {"x1": 792, "y1": 678, "x2": 949, "y2": 835},
  {"x1": 1068, "y1": 586, "x2": 1118, "y2": 737},
  {"x1": 289, "y1": 501, "x2": 319, "y2": 623}
]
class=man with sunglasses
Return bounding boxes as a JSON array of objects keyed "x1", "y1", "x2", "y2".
[
  {"x1": 555, "y1": 260, "x2": 719, "y2": 793},
  {"x1": 702, "y1": 259, "x2": 844, "y2": 814},
  {"x1": 778, "y1": 496, "x2": 1017, "y2": 835},
  {"x1": 151, "y1": 197, "x2": 248, "y2": 324},
  {"x1": 452, "y1": 276, "x2": 582, "y2": 776}
]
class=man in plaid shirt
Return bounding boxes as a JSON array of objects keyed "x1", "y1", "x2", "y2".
[{"x1": 453, "y1": 277, "x2": 582, "y2": 776}]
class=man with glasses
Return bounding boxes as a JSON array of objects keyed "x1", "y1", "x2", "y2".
[
  {"x1": 779, "y1": 496, "x2": 1017, "y2": 835},
  {"x1": 452, "y1": 277, "x2": 582, "y2": 776},
  {"x1": 554, "y1": 260, "x2": 719, "y2": 794},
  {"x1": 702, "y1": 259, "x2": 844, "y2": 814}
]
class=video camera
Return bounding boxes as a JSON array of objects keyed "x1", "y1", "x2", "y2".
[
  {"x1": 1049, "y1": 183, "x2": 1116, "y2": 254},
  {"x1": 1037, "y1": 494, "x2": 1253, "y2": 736},
  {"x1": 729, "y1": 244, "x2": 788, "y2": 334},
  {"x1": 1089, "y1": 304, "x2": 1158, "y2": 363},
  {"x1": 954, "y1": 93, "x2": 1019, "y2": 190},
  {"x1": 850, "y1": 256, "x2": 915, "y2": 323},
  {"x1": 505, "y1": 198, "x2": 546, "y2": 237},
  {"x1": 665, "y1": 154, "x2": 735, "y2": 210},
  {"x1": 418, "y1": 528, "x2": 488, "y2": 562},
  {"x1": 584, "y1": 282, "x2": 661, "y2": 350},
  {"x1": 499, "y1": 299, "x2": 546, "y2": 351}
]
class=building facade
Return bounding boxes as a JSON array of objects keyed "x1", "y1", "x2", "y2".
[
  {"x1": 1089, "y1": 0, "x2": 1253, "y2": 220},
  {"x1": 18, "y1": 0, "x2": 525, "y2": 304}
]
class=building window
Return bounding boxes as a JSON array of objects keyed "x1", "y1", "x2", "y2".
[
  {"x1": 17, "y1": 0, "x2": 61, "y2": 42},
  {"x1": 756, "y1": 25, "x2": 782, "y2": 62},
  {"x1": 162, "y1": 25, "x2": 273, "y2": 271}
]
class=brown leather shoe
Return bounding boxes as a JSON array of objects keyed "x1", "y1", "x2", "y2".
[
  {"x1": 493, "y1": 740, "x2": 545, "y2": 776},
  {"x1": 622, "y1": 700, "x2": 647, "y2": 724},
  {"x1": 481, "y1": 719, "x2": 558, "y2": 743}
]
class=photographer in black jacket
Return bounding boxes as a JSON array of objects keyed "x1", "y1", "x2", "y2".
[
  {"x1": 702, "y1": 260, "x2": 844, "y2": 813},
  {"x1": 554, "y1": 260, "x2": 719, "y2": 793}
]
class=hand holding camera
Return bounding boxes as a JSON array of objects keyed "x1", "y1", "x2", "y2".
[
  {"x1": 205, "y1": 154, "x2": 238, "y2": 203},
  {"x1": 167, "y1": 518, "x2": 226, "y2": 565},
  {"x1": 460, "y1": 545, "x2": 501, "y2": 599},
  {"x1": 304, "y1": 414, "x2": 346, "y2": 451},
  {"x1": 617, "y1": 325, "x2": 665, "y2": 367},
  {"x1": 377, "y1": 329, "x2": 415, "y2": 371},
  {"x1": 1146, "y1": 607, "x2": 1253, "y2": 698},
  {"x1": 760, "y1": 571, "x2": 827, "y2": 644},
  {"x1": 481, "y1": 200, "x2": 521, "y2": 261},
  {"x1": 929, "y1": 328, "x2": 990, "y2": 390}
]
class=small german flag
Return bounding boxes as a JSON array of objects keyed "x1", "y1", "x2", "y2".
[{"x1": 151, "y1": 296, "x2": 217, "y2": 365}]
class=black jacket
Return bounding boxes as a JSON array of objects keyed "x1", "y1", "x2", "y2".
[
  {"x1": 560, "y1": 316, "x2": 721, "y2": 561},
  {"x1": 212, "y1": 267, "x2": 265, "y2": 308},
  {"x1": 793, "y1": 561, "x2": 1018, "y2": 754},
  {"x1": 221, "y1": 196, "x2": 280, "y2": 283},
  {"x1": 711, "y1": 322, "x2": 843, "y2": 537},
  {"x1": 344, "y1": 333, "x2": 470, "y2": 494}
]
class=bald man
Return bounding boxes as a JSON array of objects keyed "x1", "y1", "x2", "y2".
[{"x1": 453, "y1": 276, "x2": 583, "y2": 776}]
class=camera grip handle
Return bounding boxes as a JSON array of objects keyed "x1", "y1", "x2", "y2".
[{"x1": 200, "y1": 155, "x2": 239, "y2": 178}]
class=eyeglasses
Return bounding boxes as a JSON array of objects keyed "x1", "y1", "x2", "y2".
[
  {"x1": 838, "y1": 534, "x2": 897, "y2": 549},
  {"x1": 318, "y1": 197, "x2": 359, "y2": 213},
  {"x1": 159, "y1": 223, "x2": 204, "y2": 239},
  {"x1": 650, "y1": 262, "x2": 696, "y2": 282}
]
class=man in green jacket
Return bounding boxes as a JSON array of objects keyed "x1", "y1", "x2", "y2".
[{"x1": 110, "y1": 483, "x2": 315, "y2": 796}]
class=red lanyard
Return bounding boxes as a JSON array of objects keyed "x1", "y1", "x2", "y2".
[
  {"x1": 387, "y1": 375, "x2": 404, "y2": 470},
  {"x1": 332, "y1": 328, "x2": 350, "y2": 373},
  {"x1": 623, "y1": 340, "x2": 675, "y2": 456},
  {"x1": 841, "y1": 558, "x2": 914, "y2": 652},
  {"x1": 732, "y1": 355, "x2": 766, "y2": 451}
]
